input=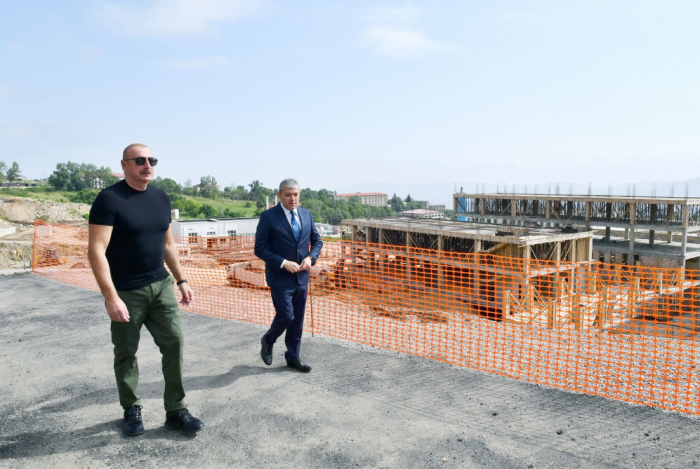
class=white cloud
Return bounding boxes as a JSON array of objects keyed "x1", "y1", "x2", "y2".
[
  {"x1": 95, "y1": 0, "x2": 266, "y2": 37},
  {"x1": 0, "y1": 83, "x2": 17, "y2": 100},
  {"x1": 364, "y1": 4, "x2": 420, "y2": 24},
  {"x1": 163, "y1": 55, "x2": 230, "y2": 70},
  {"x1": 362, "y1": 4, "x2": 453, "y2": 58},
  {"x1": 81, "y1": 44, "x2": 106, "y2": 63},
  {"x1": 363, "y1": 26, "x2": 451, "y2": 58}
]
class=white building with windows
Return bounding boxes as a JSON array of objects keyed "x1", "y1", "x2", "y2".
[{"x1": 172, "y1": 218, "x2": 260, "y2": 240}]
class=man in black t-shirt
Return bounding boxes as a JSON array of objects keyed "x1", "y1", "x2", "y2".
[{"x1": 88, "y1": 143, "x2": 204, "y2": 436}]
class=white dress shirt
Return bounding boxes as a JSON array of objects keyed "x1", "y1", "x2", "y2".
[{"x1": 280, "y1": 205, "x2": 302, "y2": 268}]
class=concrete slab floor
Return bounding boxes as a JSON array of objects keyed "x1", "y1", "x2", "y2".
[{"x1": 1, "y1": 273, "x2": 700, "y2": 468}]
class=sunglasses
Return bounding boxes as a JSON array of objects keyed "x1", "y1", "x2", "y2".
[{"x1": 123, "y1": 157, "x2": 158, "y2": 166}]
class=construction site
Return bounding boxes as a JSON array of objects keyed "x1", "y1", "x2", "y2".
[
  {"x1": 453, "y1": 192, "x2": 700, "y2": 270},
  {"x1": 28, "y1": 216, "x2": 700, "y2": 417}
]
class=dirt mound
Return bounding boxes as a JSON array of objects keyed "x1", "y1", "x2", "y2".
[
  {"x1": 0, "y1": 242, "x2": 31, "y2": 269},
  {"x1": 0, "y1": 197, "x2": 90, "y2": 223}
]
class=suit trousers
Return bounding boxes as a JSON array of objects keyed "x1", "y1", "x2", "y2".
[
  {"x1": 110, "y1": 276, "x2": 186, "y2": 412},
  {"x1": 264, "y1": 284, "x2": 308, "y2": 361}
]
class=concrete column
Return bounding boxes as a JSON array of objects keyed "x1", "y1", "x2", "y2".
[
  {"x1": 667, "y1": 231, "x2": 673, "y2": 243},
  {"x1": 585, "y1": 201, "x2": 591, "y2": 231},
  {"x1": 681, "y1": 229, "x2": 688, "y2": 263},
  {"x1": 480, "y1": 198, "x2": 486, "y2": 216},
  {"x1": 628, "y1": 229, "x2": 635, "y2": 265},
  {"x1": 629, "y1": 203, "x2": 636, "y2": 225},
  {"x1": 437, "y1": 235, "x2": 444, "y2": 289},
  {"x1": 649, "y1": 204, "x2": 657, "y2": 247},
  {"x1": 511, "y1": 200, "x2": 516, "y2": 218},
  {"x1": 405, "y1": 231, "x2": 412, "y2": 282},
  {"x1": 555, "y1": 242, "x2": 561, "y2": 262},
  {"x1": 546, "y1": 201, "x2": 551, "y2": 220},
  {"x1": 472, "y1": 240, "x2": 481, "y2": 301}
]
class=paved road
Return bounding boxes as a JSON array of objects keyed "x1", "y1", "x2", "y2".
[{"x1": 1, "y1": 273, "x2": 699, "y2": 468}]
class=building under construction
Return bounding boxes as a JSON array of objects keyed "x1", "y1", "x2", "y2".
[
  {"x1": 453, "y1": 193, "x2": 700, "y2": 270},
  {"x1": 340, "y1": 217, "x2": 700, "y2": 337}
]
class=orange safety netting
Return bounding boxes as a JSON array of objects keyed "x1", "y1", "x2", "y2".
[{"x1": 32, "y1": 220, "x2": 700, "y2": 414}]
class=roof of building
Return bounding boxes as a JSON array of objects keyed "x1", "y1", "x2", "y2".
[
  {"x1": 342, "y1": 218, "x2": 593, "y2": 245},
  {"x1": 335, "y1": 192, "x2": 387, "y2": 197},
  {"x1": 173, "y1": 218, "x2": 259, "y2": 224},
  {"x1": 399, "y1": 209, "x2": 442, "y2": 215}
]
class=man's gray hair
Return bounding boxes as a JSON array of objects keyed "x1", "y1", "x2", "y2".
[{"x1": 279, "y1": 178, "x2": 299, "y2": 192}]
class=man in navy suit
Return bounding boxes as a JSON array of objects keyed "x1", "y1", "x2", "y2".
[{"x1": 255, "y1": 178, "x2": 323, "y2": 372}]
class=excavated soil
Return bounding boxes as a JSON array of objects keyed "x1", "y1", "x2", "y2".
[
  {"x1": 0, "y1": 197, "x2": 89, "y2": 269},
  {"x1": 0, "y1": 197, "x2": 90, "y2": 224}
]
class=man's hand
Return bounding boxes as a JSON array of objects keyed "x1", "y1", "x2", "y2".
[
  {"x1": 283, "y1": 261, "x2": 301, "y2": 273},
  {"x1": 106, "y1": 297, "x2": 130, "y2": 322},
  {"x1": 299, "y1": 256, "x2": 313, "y2": 272},
  {"x1": 179, "y1": 282, "x2": 194, "y2": 306}
]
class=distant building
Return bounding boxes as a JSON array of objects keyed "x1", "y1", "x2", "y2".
[
  {"x1": 429, "y1": 204, "x2": 446, "y2": 211},
  {"x1": 0, "y1": 181, "x2": 40, "y2": 188},
  {"x1": 112, "y1": 172, "x2": 124, "y2": 180},
  {"x1": 172, "y1": 218, "x2": 260, "y2": 240},
  {"x1": 413, "y1": 200, "x2": 429, "y2": 209},
  {"x1": 399, "y1": 209, "x2": 445, "y2": 219},
  {"x1": 192, "y1": 183, "x2": 223, "y2": 192},
  {"x1": 334, "y1": 192, "x2": 388, "y2": 207}
]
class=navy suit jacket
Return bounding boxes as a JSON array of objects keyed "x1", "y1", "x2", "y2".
[{"x1": 254, "y1": 204, "x2": 323, "y2": 289}]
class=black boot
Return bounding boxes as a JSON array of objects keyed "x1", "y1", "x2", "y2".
[
  {"x1": 165, "y1": 408, "x2": 204, "y2": 433},
  {"x1": 123, "y1": 405, "x2": 144, "y2": 436}
]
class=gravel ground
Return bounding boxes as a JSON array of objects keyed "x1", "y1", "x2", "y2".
[{"x1": 2, "y1": 273, "x2": 700, "y2": 468}]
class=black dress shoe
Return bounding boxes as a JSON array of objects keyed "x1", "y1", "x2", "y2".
[
  {"x1": 286, "y1": 357, "x2": 312, "y2": 372},
  {"x1": 123, "y1": 405, "x2": 144, "y2": 436},
  {"x1": 165, "y1": 408, "x2": 204, "y2": 433},
  {"x1": 260, "y1": 336, "x2": 273, "y2": 366}
]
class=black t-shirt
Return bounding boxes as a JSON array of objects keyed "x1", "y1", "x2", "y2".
[{"x1": 89, "y1": 180, "x2": 171, "y2": 291}]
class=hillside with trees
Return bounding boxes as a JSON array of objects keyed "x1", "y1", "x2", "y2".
[{"x1": 3, "y1": 162, "x2": 452, "y2": 222}]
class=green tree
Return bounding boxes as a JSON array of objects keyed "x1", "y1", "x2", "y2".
[
  {"x1": 0, "y1": 161, "x2": 6, "y2": 182},
  {"x1": 248, "y1": 180, "x2": 273, "y2": 204},
  {"x1": 389, "y1": 194, "x2": 405, "y2": 212},
  {"x1": 6, "y1": 161, "x2": 22, "y2": 182},
  {"x1": 48, "y1": 162, "x2": 116, "y2": 191},
  {"x1": 198, "y1": 176, "x2": 219, "y2": 198},
  {"x1": 69, "y1": 189, "x2": 100, "y2": 204},
  {"x1": 172, "y1": 199, "x2": 201, "y2": 217},
  {"x1": 149, "y1": 177, "x2": 182, "y2": 194},
  {"x1": 199, "y1": 204, "x2": 216, "y2": 218}
]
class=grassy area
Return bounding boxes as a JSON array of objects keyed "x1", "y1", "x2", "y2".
[
  {"x1": 174, "y1": 195, "x2": 259, "y2": 219},
  {"x1": 0, "y1": 187, "x2": 72, "y2": 203},
  {"x1": 0, "y1": 187, "x2": 259, "y2": 218}
]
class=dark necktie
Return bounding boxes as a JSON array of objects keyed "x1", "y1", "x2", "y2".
[{"x1": 290, "y1": 211, "x2": 301, "y2": 241}]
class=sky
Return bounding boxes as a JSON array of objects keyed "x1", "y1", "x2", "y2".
[{"x1": 1, "y1": 1, "x2": 699, "y2": 199}]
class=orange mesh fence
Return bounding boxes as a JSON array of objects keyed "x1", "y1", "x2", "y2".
[{"x1": 33, "y1": 220, "x2": 700, "y2": 414}]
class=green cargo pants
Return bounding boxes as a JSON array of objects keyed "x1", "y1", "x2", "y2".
[{"x1": 110, "y1": 276, "x2": 186, "y2": 412}]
